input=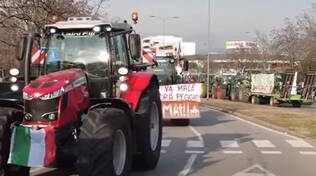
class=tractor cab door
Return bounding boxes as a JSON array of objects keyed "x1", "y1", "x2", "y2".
[{"x1": 110, "y1": 33, "x2": 129, "y2": 97}]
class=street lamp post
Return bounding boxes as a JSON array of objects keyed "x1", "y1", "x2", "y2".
[
  {"x1": 206, "y1": 0, "x2": 211, "y2": 100},
  {"x1": 149, "y1": 15, "x2": 179, "y2": 45}
]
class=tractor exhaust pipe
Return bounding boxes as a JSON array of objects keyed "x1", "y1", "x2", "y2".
[{"x1": 23, "y1": 34, "x2": 34, "y2": 84}]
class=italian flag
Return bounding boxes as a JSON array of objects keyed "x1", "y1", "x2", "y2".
[{"x1": 8, "y1": 126, "x2": 56, "y2": 167}]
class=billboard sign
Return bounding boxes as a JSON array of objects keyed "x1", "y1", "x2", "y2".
[{"x1": 226, "y1": 41, "x2": 257, "y2": 49}]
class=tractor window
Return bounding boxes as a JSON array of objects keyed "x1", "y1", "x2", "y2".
[
  {"x1": 110, "y1": 35, "x2": 128, "y2": 69},
  {"x1": 45, "y1": 33, "x2": 110, "y2": 77}
]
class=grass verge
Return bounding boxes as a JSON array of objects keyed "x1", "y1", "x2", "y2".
[{"x1": 202, "y1": 99, "x2": 316, "y2": 139}]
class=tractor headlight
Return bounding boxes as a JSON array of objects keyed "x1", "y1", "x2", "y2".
[
  {"x1": 42, "y1": 112, "x2": 57, "y2": 121},
  {"x1": 93, "y1": 26, "x2": 101, "y2": 32},
  {"x1": 39, "y1": 89, "x2": 63, "y2": 100},
  {"x1": 23, "y1": 92, "x2": 33, "y2": 100},
  {"x1": 105, "y1": 25, "x2": 112, "y2": 32},
  {"x1": 9, "y1": 77, "x2": 17, "y2": 83},
  {"x1": 49, "y1": 28, "x2": 57, "y2": 34},
  {"x1": 10, "y1": 84, "x2": 19, "y2": 92},
  {"x1": 9, "y1": 68, "x2": 20, "y2": 76},
  {"x1": 119, "y1": 83, "x2": 128, "y2": 92}
]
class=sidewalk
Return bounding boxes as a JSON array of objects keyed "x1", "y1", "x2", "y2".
[{"x1": 201, "y1": 99, "x2": 316, "y2": 139}]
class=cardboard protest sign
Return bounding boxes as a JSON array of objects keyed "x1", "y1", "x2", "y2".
[
  {"x1": 159, "y1": 83, "x2": 202, "y2": 119},
  {"x1": 251, "y1": 74, "x2": 274, "y2": 94}
]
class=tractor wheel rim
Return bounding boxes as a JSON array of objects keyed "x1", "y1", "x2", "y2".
[
  {"x1": 150, "y1": 102, "x2": 159, "y2": 151},
  {"x1": 113, "y1": 129, "x2": 126, "y2": 175},
  {"x1": 251, "y1": 96, "x2": 255, "y2": 104}
]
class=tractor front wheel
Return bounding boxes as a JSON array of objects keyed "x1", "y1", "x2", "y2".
[
  {"x1": 76, "y1": 108, "x2": 132, "y2": 176},
  {"x1": 134, "y1": 83, "x2": 162, "y2": 170}
]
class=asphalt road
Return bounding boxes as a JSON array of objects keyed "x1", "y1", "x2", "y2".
[{"x1": 31, "y1": 106, "x2": 316, "y2": 176}]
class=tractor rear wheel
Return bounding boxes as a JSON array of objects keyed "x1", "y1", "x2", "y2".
[
  {"x1": 0, "y1": 108, "x2": 29, "y2": 176},
  {"x1": 134, "y1": 83, "x2": 162, "y2": 170},
  {"x1": 76, "y1": 108, "x2": 132, "y2": 176}
]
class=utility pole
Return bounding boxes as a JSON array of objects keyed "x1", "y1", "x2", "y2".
[{"x1": 206, "y1": 0, "x2": 211, "y2": 100}]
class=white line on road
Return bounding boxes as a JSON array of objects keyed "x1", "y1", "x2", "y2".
[
  {"x1": 178, "y1": 154, "x2": 198, "y2": 176},
  {"x1": 188, "y1": 126, "x2": 204, "y2": 146},
  {"x1": 185, "y1": 150, "x2": 205, "y2": 154},
  {"x1": 223, "y1": 150, "x2": 243, "y2": 154},
  {"x1": 220, "y1": 140, "x2": 239, "y2": 148},
  {"x1": 286, "y1": 140, "x2": 314, "y2": 148},
  {"x1": 252, "y1": 140, "x2": 275, "y2": 148},
  {"x1": 261, "y1": 151, "x2": 282, "y2": 154},
  {"x1": 161, "y1": 149, "x2": 167, "y2": 153},
  {"x1": 299, "y1": 151, "x2": 316, "y2": 155},
  {"x1": 186, "y1": 140, "x2": 204, "y2": 148},
  {"x1": 208, "y1": 108, "x2": 301, "y2": 140},
  {"x1": 161, "y1": 139, "x2": 172, "y2": 147}
]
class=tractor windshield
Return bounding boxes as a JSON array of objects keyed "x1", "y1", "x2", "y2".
[
  {"x1": 149, "y1": 57, "x2": 174, "y2": 76},
  {"x1": 45, "y1": 32, "x2": 109, "y2": 77}
]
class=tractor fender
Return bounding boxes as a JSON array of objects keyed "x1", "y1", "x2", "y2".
[
  {"x1": 89, "y1": 98, "x2": 135, "y2": 129},
  {"x1": 122, "y1": 72, "x2": 158, "y2": 111}
]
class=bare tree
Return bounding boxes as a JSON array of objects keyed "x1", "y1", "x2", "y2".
[{"x1": 0, "y1": 0, "x2": 109, "y2": 69}]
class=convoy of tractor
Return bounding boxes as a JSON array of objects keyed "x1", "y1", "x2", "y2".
[
  {"x1": 209, "y1": 69, "x2": 316, "y2": 107},
  {"x1": 142, "y1": 35, "x2": 201, "y2": 126},
  {"x1": 0, "y1": 15, "x2": 163, "y2": 176},
  {"x1": 0, "y1": 10, "x2": 314, "y2": 176}
]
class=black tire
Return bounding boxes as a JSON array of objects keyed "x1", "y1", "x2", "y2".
[
  {"x1": 171, "y1": 119, "x2": 190, "y2": 126},
  {"x1": 251, "y1": 95, "x2": 258, "y2": 104},
  {"x1": 0, "y1": 108, "x2": 29, "y2": 176},
  {"x1": 134, "y1": 82, "x2": 162, "y2": 170},
  {"x1": 292, "y1": 102, "x2": 301, "y2": 108},
  {"x1": 76, "y1": 108, "x2": 132, "y2": 176}
]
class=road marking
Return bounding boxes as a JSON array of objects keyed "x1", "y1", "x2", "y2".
[
  {"x1": 178, "y1": 154, "x2": 197, "y2": 176},
  {"x1": 261, "y1": 151, "x2": 282, "y2": 154},
  {"x1": 161, "y1": 149, "x2": 167, "y2": 153},
  {"x1": 299, "y1": 151, "x2": 316, "y2": 155},
  {"x1": 185, "y1": 150, "x2": 205, "y2": 154},
  {"x1": 232, "y1": 164, "x2": 276, "y2": 176},
  {"x1": 200, "y1": 107, "x2": 210, "y2": 112},
  {"x1": 220, "y1": 140, "x2": 239, "y2": 148},
  {"x1": 161, "y1": 139, "x2": 172, "y2": 147},
  {"x1": 286, "y1": 140, "x2": 314, "y2": 148},
  {"x1": 252, "y1": 140, "x2": 275, "y2": 148},
  {"x1": 223, "y1": 150, "x2": 243, "y2": 154},
  {"x1": 188, "y1": 126, "x2": 204, "y2": 147},
  {"x1": 206, "y1": 107, "x2": 301, "y2": 140},
  {"x1": 186, "y1": 140, "x2": 204, "y2": 148}
]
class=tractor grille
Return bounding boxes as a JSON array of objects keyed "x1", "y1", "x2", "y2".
[{"x1": 25, "y1": 98, "x2": 59, "y2": 121}]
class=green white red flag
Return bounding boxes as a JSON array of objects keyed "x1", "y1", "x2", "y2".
[{"x1": 7, "y1": 126, "x2": 56, "y2": 167}]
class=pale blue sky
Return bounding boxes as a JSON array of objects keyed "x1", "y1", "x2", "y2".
[{"x1": 108, "y1": 0, "x2": 315, "y2": 53}]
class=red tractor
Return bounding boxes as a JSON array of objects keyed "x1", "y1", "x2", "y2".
[{"x1": 0, "y1": 16, "x2": 162, "y2": 176}]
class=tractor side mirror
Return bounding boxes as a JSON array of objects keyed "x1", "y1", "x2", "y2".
[
  {"x1": 183, "y1": 60, "x2": 189, "y2": 71},
  {"x1": 16, "y1": 36, "x2": 28, "y2": 61},
  {"x1": 129, "y1": 34, "x2": 141, "y2": 60}
]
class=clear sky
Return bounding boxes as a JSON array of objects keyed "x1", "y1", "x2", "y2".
[{"x1": 107, "y1": 0, "x2": 315, "y2": 54}]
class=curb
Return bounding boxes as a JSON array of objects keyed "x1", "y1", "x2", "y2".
[{"x1": 200, "y1": 102, "x2": 312, "y2": 141}]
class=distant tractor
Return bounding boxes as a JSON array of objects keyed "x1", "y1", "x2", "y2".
[{"x1": 0, "y1": 16, "x2": 162, "y2": 176}]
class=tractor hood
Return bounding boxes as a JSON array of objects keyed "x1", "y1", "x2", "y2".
[{"x1": 23, "y1": 68, "x2": 87, "y2": 100}]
